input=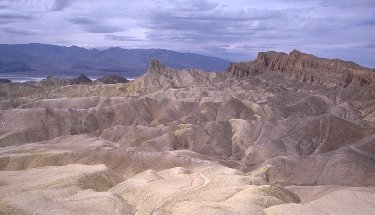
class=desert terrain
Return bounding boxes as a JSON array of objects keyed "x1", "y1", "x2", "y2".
[{"x1": 0, "y1": 50, "x2": 374, "y2": 214}]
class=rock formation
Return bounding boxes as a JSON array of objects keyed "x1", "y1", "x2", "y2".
[
  {"x1": 0, "y1": 51, "x2": 374, "y2": 214},
  {"x1": 95, "y1": 74, "x2": 129, "y2": 84},
  {"x1": 227, "y1": 50, "x2": 375, "y2": 87}
]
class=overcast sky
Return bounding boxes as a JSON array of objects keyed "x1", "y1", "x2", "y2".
[{"x1": 0, "y1": 0, "x2": 374, "y2": 67}]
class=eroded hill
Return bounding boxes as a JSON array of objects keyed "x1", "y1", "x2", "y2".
[{"x1": 0, "y1": 51, "x2": 374, "y2": 214}]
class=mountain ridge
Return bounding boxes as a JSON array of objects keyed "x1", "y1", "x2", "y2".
[
  {"x1": 226, "y1": 49, "x2": 375, "y2": 87},
  {"x1": 0, "y1": 43, "x2": 232, "y2": 77}
]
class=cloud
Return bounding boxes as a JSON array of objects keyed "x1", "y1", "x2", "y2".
[
  {"x1": 144, "y1": 7, "x2": 283, "y2": 44},
  {"x1": 69, "y1": 17, "x2": 123, "y2": 33},
  {"x1": 105, "y1": 35, "x2": 145, "y2": 42},
  {"x1": 202, "y1": 45, "x2": 230, "y2": 52},
  {"x1": 364, "y1": 43, "x2": 375, "y2": 49},
  {"x1": 0, "y1": 13, "x2": 32, "y2": 22},
  {"x1": 0, "y1": 0, "x2": 73, "y2": 12},
  {"x1": 51, "y1": 0, "x2": 73, "y2": 11},
  {"x1": 165, "y1": 0, "x2": 219, "y2": 11},
  {"x1": 0, "y1": 13, "x2": 33, "y2": 25},
  {"x1": 1, "y1": 27, "x2": 37, "y2": 35},
  {"x1": 318, "y1": 0, "x2": 375, "y2": 8},
  {"x1": 86, "y1": 25, "x2": 122, "y2": 33},
  {"x1": 237, "y1": 44, "x2": 277, "y2": 50},
  {"x1": 69, "y1": 17, "x2": 95, "y2": 25},
  {"x1": 359, "y1": 14, "x2": 375, "y2": 26}
]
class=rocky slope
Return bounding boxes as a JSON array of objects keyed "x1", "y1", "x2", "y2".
[
  {"x1": 0, "y1": 51, "x2": 374, "y2": 214},
  {"x1": 227, "y1": 50, "x2": 375, "y2": 87}
]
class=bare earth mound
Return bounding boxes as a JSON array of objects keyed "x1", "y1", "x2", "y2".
[{"x1": 0, "y1": 51, "x2": 374, "y2": 214}]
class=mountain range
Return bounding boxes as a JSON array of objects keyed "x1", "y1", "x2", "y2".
[{"x1": 0, "y1": 43, "x2": 232, "y2": 78}]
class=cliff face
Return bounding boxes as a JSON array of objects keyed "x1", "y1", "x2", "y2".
[
  {"x1": 227, "y1": 50, "x2": 375, "y2": 87},
  {"x1": 226, "y1": 62, "x2": 259, "y2": 79}
]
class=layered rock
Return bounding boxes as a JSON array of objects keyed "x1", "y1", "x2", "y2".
[{"x1": 227, "y1": 50, "x2": 375, "y2": 87}]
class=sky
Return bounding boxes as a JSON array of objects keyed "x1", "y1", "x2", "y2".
[{"x1": 0, "y1": 0, "x2": 374, "y2": 67}]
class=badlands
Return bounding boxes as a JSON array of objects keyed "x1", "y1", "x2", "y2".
[{"x1": 0, "y1": 50, "x2": 374, "y2": 214}]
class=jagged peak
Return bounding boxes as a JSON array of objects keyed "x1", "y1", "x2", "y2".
[
  {"x1": 289, "y1": 49, "x2": 302, "y2": 56},
  {"x1": 77, "y1": 74, "x2": 91, "y2": 81},
  {"x1": 78, "y1": 74, "x2": 89, "y2": 78},
  {"x1": 148, "y1": 59, "x2": 166, "y2": 73}
]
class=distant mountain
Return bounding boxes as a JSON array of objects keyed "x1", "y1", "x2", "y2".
[
  {"x1": 0, "y1": 59, "x2": 36, "y2": 73},
  {"x1": 0, "y1": 43, "x2": 232, "y2": 77}
]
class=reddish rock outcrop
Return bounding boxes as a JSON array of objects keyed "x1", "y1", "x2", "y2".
[{"x1": 227, "y1": 50, "x2": 375, "y2": 87}]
